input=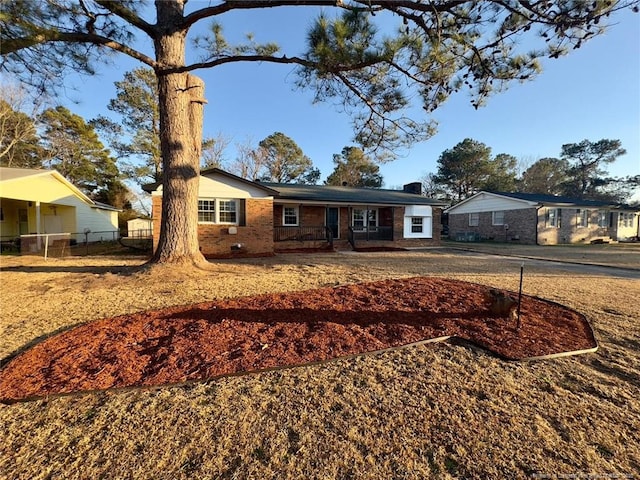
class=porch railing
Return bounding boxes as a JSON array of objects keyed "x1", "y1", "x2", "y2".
[
  {"x1": 274, "y1": 226, "x2": 333, "y2": 247},
  {"x1": 348, "y1": 226, "x2": 394, "y2": 248}
]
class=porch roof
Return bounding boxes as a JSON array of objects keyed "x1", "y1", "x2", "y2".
[
  {"x1": 0, "y1": 167, "x2": 119, "y2": 211},
  {"x1": 262, "y1": 183, "x2": 448, "y2": 207}
]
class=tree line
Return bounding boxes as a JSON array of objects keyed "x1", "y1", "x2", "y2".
[
  {"x1": 3, "y1": 77, "x2": 636, "y2": 218},
  {"x1": 422, "y1": 137, "x2": 638, "y2": 204},
  {"x1": 1, "y1": 73, "x2": 384, "y2": 199}
]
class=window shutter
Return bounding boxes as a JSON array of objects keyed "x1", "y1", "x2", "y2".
[
  {"x1": 239, "y1": 199, "x2": 246, "y2": 226},
  {"x1": 545, "y1": 209, "x2": 550, "y2": 227}
]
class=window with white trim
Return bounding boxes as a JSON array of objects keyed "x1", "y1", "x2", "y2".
[
  {"x1": 577, "y1": 209, "x2": 588, "y2": 228},
  {"x1": 468, "y1": 212, "x2": 479, "y2": 227},
  {"x1": 218, "y1": 200, "x2": 237, "y2": 224},
  {"x1": 492, "y1": 211, "x2": 505, "y2": 226},
  {"x1": 352, "y1": 208, "x2": 378, "y2": 230},
  {"x1": 198, "y1": 199, "x2": 216, "y2": 223},
  {"x1": 411, "y1": 217, "x2": 423, "y2": 233},
  {"x1": 283, "y1": 206, "x2": 299, "y2": 226},
  {"x1": 198, "y1": 198, "x2": 238, "y2": 224},
  {"x1": 619, "y1": 212, "x2": 633, "y2": 228},
  {"x1": 548, "y1": 208, "x2": 560, "y2": 227},
  {"x1": 597, "y1": 210, "x2": 608, "y2": 228}
]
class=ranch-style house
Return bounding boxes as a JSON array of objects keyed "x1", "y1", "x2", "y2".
[
  {"x1": 445, "y1": 191, "x2": 640, "y2": 245},
  {"x1": 143, "y1": 168, "x2": 447, "y2": 258}
]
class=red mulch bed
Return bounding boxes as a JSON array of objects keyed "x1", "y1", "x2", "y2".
[{"x1": 0, "y1": 277, "x2": 597, "y2": 402}]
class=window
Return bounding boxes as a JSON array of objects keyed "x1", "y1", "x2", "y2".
[
  {"x1": 619, "y1": 213, "x2": 633, "y2": 228},
  {"x1": 198, "y1": 198, "x2": 238, "y2": 224},
  {"x1": 0, "y1": 207, "x2": 4, "y2": 222},
  {"x1": 577, "y1": 209, "x2": 588, "y2": 228},
  {"x1": 352, "y1": 208, "x2": 377, "y2": 230},
  {"x1": 283, "y1": 206, "x2": 299, "y2": 226},
  {"x1": 597, "y1": 210, "x2": 608, "y2": 228},
  {"x1": 547, "y1": 208, "x2": 560, "y2": 228},
  {"x1": 367, "y1": 209, "x2": 378, "y2": 228},
  {"x1": 492, "y1": 211, "x2": 505, "y2": 226},
  {"x1": 468, "y1": 213, "x2": 479, "y2": 227},
  {"x1": 198, "y1": 199, "x2": 215, "y2": 223},
  {"x1": 218, "y1": 200, "x2": 237, "y2": 224},
  {"x1": 411, "y1": 217, "x2": 423, "y2": 233}
]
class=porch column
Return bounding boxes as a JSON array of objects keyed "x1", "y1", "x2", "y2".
[{"x1": 35, "y1": 201, "x2": 41, "y2": 249}]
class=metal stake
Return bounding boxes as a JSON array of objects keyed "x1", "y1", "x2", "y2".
[{"x1": 517, "y1": 262, "x2": 524, "y2": 330}]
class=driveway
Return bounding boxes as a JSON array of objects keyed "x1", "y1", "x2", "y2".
[{"x1": 441, "y1": 243, "x2": 640, "y2": 279}]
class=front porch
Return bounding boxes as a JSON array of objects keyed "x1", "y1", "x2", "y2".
[
  {"x1": 273, "y1": 204, "x2": 399, "y2": 251},
  {"x1": 273, "y1": 225, "x2": 334, "y2": 252},
  {"x1": 0, "y1": 198, "x2": 77, "y2": 244}
]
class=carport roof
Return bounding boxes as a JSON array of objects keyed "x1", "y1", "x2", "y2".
[{"x1": 0, "y1": 167, "x2": 120, "y2": 211}]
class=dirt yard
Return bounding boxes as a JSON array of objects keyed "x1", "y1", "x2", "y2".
[{"x1": 0, "y1": 248, "x2": 638, "y2": 479}]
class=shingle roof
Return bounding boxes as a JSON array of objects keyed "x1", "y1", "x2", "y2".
[
  {"x1": 142, "y1": 168, "x2": 447, "y2": 206},
  {"x1": 487, "y1": 191, "x2": 632, "y2": 208},
  {"x1": 262, "y1": 182, "x2": 447, "y2": 206}
]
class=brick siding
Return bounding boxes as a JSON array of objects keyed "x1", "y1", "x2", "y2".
[
  {"x1": 448, "y1": 207, "x2": 621, "y2": 245},
  {"x1": 152, "y1": 196, "x2": 442, "y2": 256},
  {"x1": 537, "y1": 207, "x2": 612, "y2": 245},
  {"x1": 449, "y1": 208, "x2": 537, "y2": 244},
  {"x1": 199, "y1": 198, "x2": 273, "y2": 257},
  {"x1": 152, "y1": 196, "x2": 273, "y2": 258}
]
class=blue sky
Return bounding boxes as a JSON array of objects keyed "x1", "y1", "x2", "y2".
[{"x1": 50, "y1": 4, "x2": 639, "y2": 192}]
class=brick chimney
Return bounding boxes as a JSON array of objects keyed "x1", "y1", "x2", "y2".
[{"x1": 403, "y1": 182, "x2": 422, "y2": 195}]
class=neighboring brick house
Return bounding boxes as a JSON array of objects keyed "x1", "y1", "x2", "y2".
[
  {"x1": 144, "y1": 168, "x2": 447, "y2": 258},
  {"x1": 445, "y1": 191, "x2": 640, "y2": 245}
]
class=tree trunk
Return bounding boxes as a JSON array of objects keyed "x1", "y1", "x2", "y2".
[{"x1": 150, "y1": 0, "x2": 207, "y2": 266}]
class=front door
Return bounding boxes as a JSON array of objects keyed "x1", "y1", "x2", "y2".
[
  {"x1": 326, "y1": 207, "x2": 339, "y2": 239},
  {"x1": 18, "y1": 209, "x2": 28, "y2": 235}
]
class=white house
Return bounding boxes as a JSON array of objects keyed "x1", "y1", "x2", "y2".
[{"x1": 0, "y1": 167, "x2": 120, "y2": 249}]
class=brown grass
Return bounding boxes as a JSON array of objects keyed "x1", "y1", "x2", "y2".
[{"x1": 1, "y1": 248, "x2": 639, "y2": 479}]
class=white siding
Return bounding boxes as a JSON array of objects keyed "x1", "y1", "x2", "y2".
[
  {"x1": 128, "y1": 218, "x2": 152, "y2": 231},
  {"x1": 75, "y1": 205, "x2": 118, "y2": 242},
  {"x1": 448, "y1": 193, "x2": 533, "y2": 214},
  {"x1": 403, "y1": 205, "x2": 433, "y2": 239},
  {"x1": 1, "y1": 172, "x2": 118, "y2": 242},
  {"x1": 199, "y1": 174, "x2": 273, "y2": 199}
]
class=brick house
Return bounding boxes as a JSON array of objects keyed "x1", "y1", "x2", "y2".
[
  {"x1": 144, "y1": 168, "x2": 447, "y2": 258},
  {"x1": 445, "y1": 191, "x2": 640, "y2": 245}
]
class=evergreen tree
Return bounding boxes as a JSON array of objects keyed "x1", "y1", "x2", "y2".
[
  {"x1": 258, "y1": 132, "x2": 315, "y2": 184},
  {"x1": 560, "y1": 139, "x2": 626, "y2": 199},
  {"x1": 519, "y1": 157, "x2": 571, "y2": 195},
  {"x1": 326, "y1": 146, "x2": 382, "y2": 188},
  {"x1": 39, "y1": 106, "x2": 119, "y2": 194}
]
